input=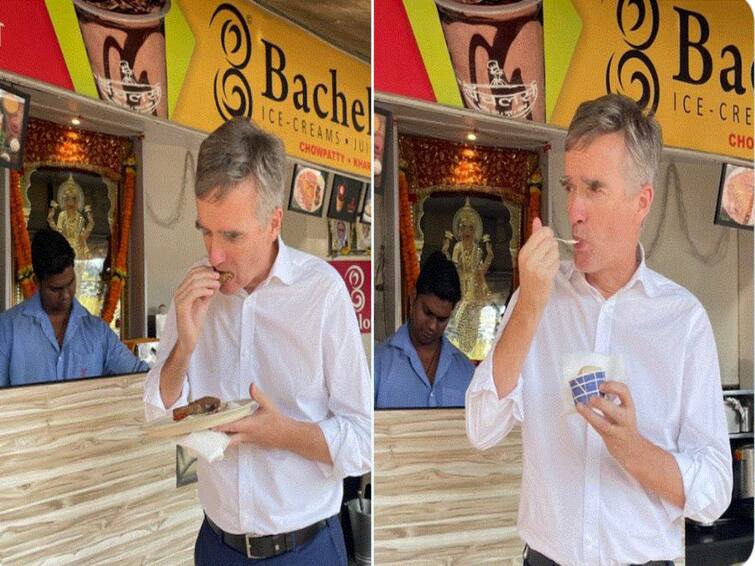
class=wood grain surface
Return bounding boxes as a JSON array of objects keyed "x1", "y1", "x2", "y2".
[
  {"x1": 0, "y1": 374, "x2": 202, "y2": 565},
  {"x1": 374, "y1": 410, "x2": 686, "y2": 566},
  {"x1": 374, "y1": 409, "x2": 524, "y2": 565}
]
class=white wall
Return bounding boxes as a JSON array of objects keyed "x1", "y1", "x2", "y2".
[{"x1": 549, "y1": 150, "x2": 752, "y2": 388}]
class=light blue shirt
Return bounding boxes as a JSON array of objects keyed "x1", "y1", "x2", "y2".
[
  {"x1": 375, "y1": 322, "x2": 475, "y2": 409},
  {"x1": 0, "y1": 292, "x2": 148, "y2": 386}
]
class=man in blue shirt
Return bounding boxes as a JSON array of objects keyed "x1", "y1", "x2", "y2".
[
  {"x1": 0, "y1": 229, "x2": 148, "y2": 387},
  {"x1": 375, "y1": 251, "x2": 475, "y2": 408}
]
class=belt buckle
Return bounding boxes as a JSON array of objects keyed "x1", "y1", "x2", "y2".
[
  {"x1": 245, "y1": 535, "x2": 263, "y2": 560},
  {"x1": 245, "y1": 534, "x2": 284, "y2": 560}
]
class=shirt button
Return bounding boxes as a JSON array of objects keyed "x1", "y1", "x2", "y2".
[{"x1": 430, "y1": 392, "x2": 434, "y2": 397}]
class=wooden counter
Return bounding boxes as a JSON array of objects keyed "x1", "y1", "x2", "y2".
[
  {"x1": 374, "y1": 409, "x2": 523, "y2": 565},
  {"x1": 0, "y1": 373, "x2": 202, "y2": 565}
]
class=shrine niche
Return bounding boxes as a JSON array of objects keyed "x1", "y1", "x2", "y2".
[
  {"x1": 9, "y1": 118, "x2": 137, "y2": 336},
  {"x1": 398, "y1": 134, "x2": 540, "y2": 362},
  {"x1": 23, "y1": 168, "x2": 117, "y2": 317}
]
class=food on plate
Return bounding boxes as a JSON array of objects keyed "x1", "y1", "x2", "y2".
[
  {"x1": 172, "y1": 396, "x2": 222, "y2": 421},
  {"x1": 295, "y1": 168, "x2": 323, "y2": 211},
  {"x1": 723, "y1": 168, "x2": 753, "y2": 226}
]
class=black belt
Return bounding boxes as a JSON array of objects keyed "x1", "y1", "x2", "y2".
[
  {"x1": 205, "y1": 514, "x2": 330, "y2": 559},
  {"x1": 524, "y1": 545, "x2": 673, "y2": 566}
]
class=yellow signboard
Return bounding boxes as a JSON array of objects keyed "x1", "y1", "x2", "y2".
[
  {"x1": 550, "y1": 0, "x2": 753, "y2": 160},
  {"x1": 174, "y1": 0, "x2": 371, "y2": 176}
]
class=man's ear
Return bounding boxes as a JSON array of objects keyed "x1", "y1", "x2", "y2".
[
  {"x1": 636, "y1": 183, "x2": 654, "y2": 222},
  {"x1": 268, "y1": 206, "x2": 283, "y2": 239}
]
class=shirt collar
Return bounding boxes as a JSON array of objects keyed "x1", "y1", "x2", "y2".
[
  {"x1": 562, "y1": 243, "x2": 659, "y2": 298},
  {"x1": 266, "y1": 237, "x2": 294, "y2": 286},
  {"x1": 22, "y1": 291, "x2": 87, "y2": 322},
  {"x1": 389, "y1": 322, "x2": 456, "y2": 358}
]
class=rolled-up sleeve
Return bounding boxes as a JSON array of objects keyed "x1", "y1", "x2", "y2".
[
  {"x1": 465, "y1": 291, "x2": 525, "y2": 450},
  {"x1": 317, "y1": 282, "x2": 372, "y2": 479},
  {"x1": 142, "y1": 301, "x2": 190, "y2": 421},
  {"x1": 666, "y1": 307, "x2": 732, "y2": 523}
]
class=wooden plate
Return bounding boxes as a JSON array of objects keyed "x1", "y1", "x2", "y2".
[{"x1": 144, "y1": 399, "x2": 258, "y2": 438}]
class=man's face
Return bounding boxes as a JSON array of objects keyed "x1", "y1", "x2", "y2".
[
  {"x1": 408, "y1": 292, "x2": 455, "y2": 348},
  {"x1": 563, "y1": 132, "x2": 653, "y2": 280},
  {"x1": 196, "y1": 179, "x2": 282, "y2": 294},
  {"x1": 38, "y1": 266, "x2": 76, "y2": 315}
]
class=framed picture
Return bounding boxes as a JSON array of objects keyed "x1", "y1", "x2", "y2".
[
  {"x1": 0, "y1": 83, "x2": 31, "y2": 171},
  {"x1": 715, "y1": 163, "x2": 753, "y2": 230},
  {"x1": 329, "y1": 219, "x2": 352, "y2": 256},
  {"x1": 360, "y1": 184, "x2": 372, "y2": 225},
  {"x1": 354, "y1": 221, "x2": 371, "y2": 254},
  {"x1": 327, "y1": 174, "x2": 363, "y2": 222},
  {"x1": 374, "y1": 109, "x2": 391, "y2": 195},
  {"x1": 288, "y1": 164, "x2": 327, "y2": 217}
]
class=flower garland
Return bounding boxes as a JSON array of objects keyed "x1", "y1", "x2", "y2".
[
  {"x1": 398, "y1": 170, "x2": 420, "y2": 301},
  {"x1": 9, "y1": 169, "x2": 36, "y2": 298},
  {"x1": 101, "y1": 156, "x2": 136, "y2": 323}
]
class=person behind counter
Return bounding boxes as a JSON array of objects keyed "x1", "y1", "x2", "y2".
[
  {"x1": 0, "y1": 229, "x2": 148, "y2": 387},
  {"x1": 143, "y1": 117, "x2": 371, "y2": 565},
  {"x1": 466, "y1": 94, "x2": 732, "y2": 565},
  {"x1": 375, "y1": 251, "x2": 475, "y2": 408}
]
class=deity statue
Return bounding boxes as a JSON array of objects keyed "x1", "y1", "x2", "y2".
[
  {"x1": 47, "y1": 174, "x2": 94, "y2": 259},
  {"x1": 442, "y1": 198, "x2": 494, "y2": 359}
]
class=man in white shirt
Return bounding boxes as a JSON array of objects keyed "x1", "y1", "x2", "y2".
[
  {"x1": 466, "y1": 94, "x2": 732, "y2": 566},
  {"x1": 143, "y1": 117, "x2": 371, "y2": 565}
]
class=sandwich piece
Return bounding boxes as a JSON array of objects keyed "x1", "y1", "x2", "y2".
[{"x1": 172, "y1": 396, "x2": 222, "y2": 421}]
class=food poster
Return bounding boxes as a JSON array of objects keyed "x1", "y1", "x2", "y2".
[
  {"x1": 0, "y1": 0, "x2": 371, "y2": 177},
  {"x1": 374, "y1": 0, "x2": 754, "y2": 161}
]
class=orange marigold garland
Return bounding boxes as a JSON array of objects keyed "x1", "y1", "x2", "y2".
[
  {"x1": 9, "y1": 169, "x2": 36, "y2": 299},
  {"x1": 101, "y1": 157, "x2": 136, "y2": 323},
  {"x1": 398, "y1": 170, "x2": 420, "y2": 302}
]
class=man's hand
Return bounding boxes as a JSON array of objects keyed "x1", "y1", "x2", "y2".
[
  {"x1": 576, "y1": 381, "x2": 643, "y2": 468},
  {"x1": 173, "y1": 266, "x2": 220, "y2": 355},
  {"x1": 577, "y1": 381, "x2": 686, "y2": 508},
  {"x1": 517, "y1": 217, "x2": 559, "y2": 316},
  {"x1": 214, "y1": 384, "x2": 333, "y2": 464},
  {"x1": 214, "y1": 384, "x2": 284, "y2": 449}
]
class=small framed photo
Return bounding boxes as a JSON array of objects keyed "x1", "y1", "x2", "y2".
[
  {"x1": 288, "y1": 164, "x2": 327, "y2": 217},
  {"x1": 374, "y1": 108, "x2": 391, "y2": 195},
  {"x1": 329, "y1": 219, "x2": 352, "y2": 256},
  {"x1": 327, "y1": 174, "x2": 363, "y2": 222},
  {"x1": 715, "y1": 163, "x2": 753, "y2": 230},
  {"x1": 0, "y1": 83, "x2": 31, "y2": 171},
  {"x1": 354, "y1": 221, "x2": 371, "y2": 254},
  {"x1": 360, "y1": 184, "x2": 372, "y2": 225}
]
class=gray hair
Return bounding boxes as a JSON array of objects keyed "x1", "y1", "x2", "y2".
[
  {"x1": 565, "y1": 94, "x2": 662, "y2": 192},
  {"x1": 195, "y1": 117, "x2": 287, "y2": 222}
]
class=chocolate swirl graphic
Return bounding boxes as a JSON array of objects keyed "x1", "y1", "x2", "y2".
[
  {"x1": 214, "y1": 67, "x2": 253, "y2": 120},
  {"x1": 605, "y1": 50, "x2": 659, "y2": 113},
  {"x1": 211, "y1": 3, "x2": 252, "y2": 120},
  {"x1": 616, "y1": 0, "x2": 659, "y2": 50}
]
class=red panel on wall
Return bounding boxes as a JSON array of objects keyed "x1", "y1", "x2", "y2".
[
  {"x1": 0, "y1": 1, "x2": 73, "y2": 89},
  {"x1": 374, "y1": 0, "x2": 435, "y2": 102}
]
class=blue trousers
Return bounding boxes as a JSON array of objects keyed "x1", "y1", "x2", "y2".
[{"x1": 194, "y1": 515, "x2": 348, "y2": 566}]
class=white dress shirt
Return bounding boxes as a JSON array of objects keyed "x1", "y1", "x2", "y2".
[
  {"x1": 144, "y1": 239, "x2": 371, "y2": 535},
  {"x1": 466, "y1": 250, "x2": 732, "y2": 566}
]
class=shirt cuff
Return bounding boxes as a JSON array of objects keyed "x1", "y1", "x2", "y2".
[
  {"x1": 670, "y1": 450, "x2": 725, "y2": 524},
  {"x1": 316, "y1": 418, "x2": 340, "y2": 479},
  {"x1": 143, "y1": 364, "x2": 189, "y2": 421}
]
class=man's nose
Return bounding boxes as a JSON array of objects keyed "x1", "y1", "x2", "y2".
[
  {"x1": 567, "y1": 192, "x2": 587, "y2": 226},
  {"x1": 207, "y1": 238, "x2": 226, "y2": 266}
]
